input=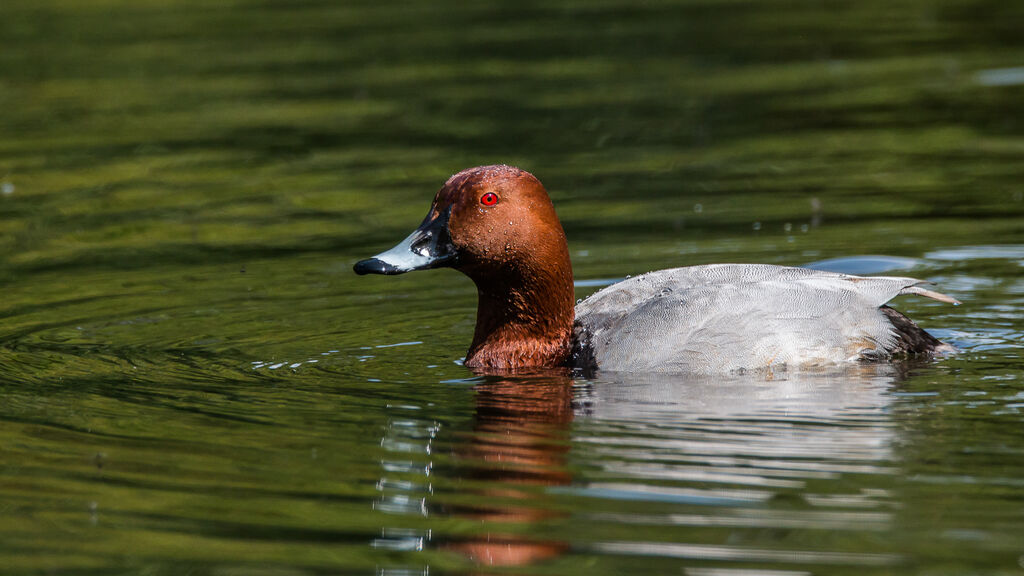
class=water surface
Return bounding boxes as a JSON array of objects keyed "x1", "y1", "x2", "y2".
[{"x1": 1, "y1": 0, "x2": 1023, "y2": 574}]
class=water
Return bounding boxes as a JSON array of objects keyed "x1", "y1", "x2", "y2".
[{"x1": 1, "y1": 0, "x2": 1023, "y2": 574}]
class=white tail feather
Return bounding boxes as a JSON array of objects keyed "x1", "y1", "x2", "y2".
[{"x1": 902, "y1": 285, "x2": 961, "y2": 305}]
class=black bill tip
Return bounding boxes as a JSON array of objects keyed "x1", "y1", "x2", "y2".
[{"x1": 353, "y1": 258, "x2": 406, "y2": 276}]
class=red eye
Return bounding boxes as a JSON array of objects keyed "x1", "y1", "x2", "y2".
[{"x1": 480, "y1": 192, "x2": 499, "y2": 206}]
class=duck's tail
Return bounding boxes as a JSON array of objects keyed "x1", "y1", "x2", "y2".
[
  {"x1": 900, "y1": 284, "x2": 961, "y2": 306},
  {"x1": 880, "y1": 306, "x2": 957, "y2": 355}
]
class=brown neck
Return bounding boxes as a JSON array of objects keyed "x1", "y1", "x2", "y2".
[{"x1": 463, "y1": 259, "x2": 575, "y2": 370}]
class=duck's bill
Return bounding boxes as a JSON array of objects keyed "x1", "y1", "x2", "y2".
[{"x1": 353, "y1": 208, "x2": 456, "y2": 275}]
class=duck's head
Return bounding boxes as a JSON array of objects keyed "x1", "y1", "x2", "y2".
[
  {"x1": 354, "y1": 165, "x2": 576, "y2": 370},
  {"x1": 354, "y1": 165, "x2": 568, "y2": 284}
]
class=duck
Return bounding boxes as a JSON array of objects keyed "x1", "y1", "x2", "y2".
[{"x1": 354, "y1": 165, "x2": 958, "y2": 373}]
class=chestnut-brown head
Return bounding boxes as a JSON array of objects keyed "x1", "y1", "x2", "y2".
[{"x1": 355, "y1": 165, "x2": 575, "y2": 370}]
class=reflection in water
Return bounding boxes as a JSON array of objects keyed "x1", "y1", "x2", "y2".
[
  {"x1": 373, "y1": 371, "x2": 575, "y2": 571},
  {"x1": 574, "y1": 364, "x2": 910, "y2": 570},
  {"x1": 444, "y1": 373, "x2": 575, "y2": 566},
  {"x1": 375, "y1": 363, "x2": 929, "y2": 572},
  {"x1": 373, "y1": 409, "x2": 436, "y2": 565},
  {"x1": 579, "y1": 365, "x2": 902, "y2": 465}
]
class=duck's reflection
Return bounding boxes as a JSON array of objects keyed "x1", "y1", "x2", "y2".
[
  {"x1": 442, "y1": 369, "x2": 575, "y2": 566},
  {"x1": 378, "y1": 361, "x2": 929, "y2": 572},
  {"x1": 577, "y1": 364, "x2": 911, "y2": 488}
]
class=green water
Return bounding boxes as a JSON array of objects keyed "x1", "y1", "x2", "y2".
[{"x1": 1, "y1": 0, "x2": 1023, "y2": 574}]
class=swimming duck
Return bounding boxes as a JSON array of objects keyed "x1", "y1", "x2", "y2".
[{"x1": 354, "y1": 165, "x2": 957, "y2": 373}]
